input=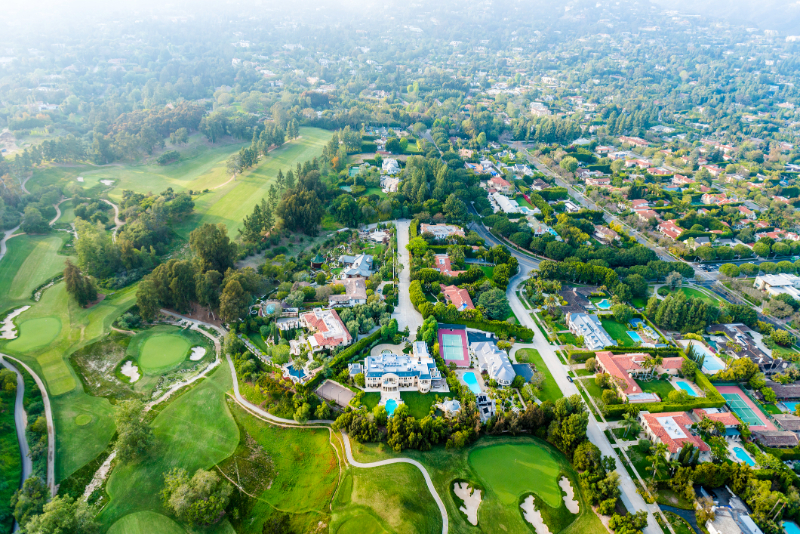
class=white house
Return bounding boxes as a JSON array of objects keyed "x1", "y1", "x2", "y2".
[
  {"x1": 566, "y1": 313, "x2": 615, "y2": 350},
  {"x1": 754, "y1": 273, "x2": 800, "y2": 300},
  {"x1": 328, "y1": 278, "x2": 368, "y2": 307},
  {"x1": 470, "y1": 341, "x2": 516, "y2": 386},
  {"x1": 382, "y1": 158, "x2": 400, "y2": 175},
  {"x1": 361, "y1": 342, "x2": 442, "y2": 393}
]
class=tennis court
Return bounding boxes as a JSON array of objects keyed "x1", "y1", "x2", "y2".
[
  {"x1": 437, "y1": 326, "x2": 469, "y2": 367},
  {"x1": 717, "y1": 385, "x2": 775, "y2": 429}
]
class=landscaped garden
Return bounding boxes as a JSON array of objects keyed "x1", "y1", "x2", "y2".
[
  {"x1": 600, "y1": 318, "x2": 636, "y2": 347},
  {"x1": 515, "y1": 349, "x2": 562, "y2": 403}
]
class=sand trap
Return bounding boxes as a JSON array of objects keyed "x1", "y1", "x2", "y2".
[
  {"x1": 189, "y1": 346, "x2": 206, "y2": 361},
  {"x1": 100, "y1": 179, "x2": 114, "y2": 186},
  {"x1": 520, "y1": 495, "x2": 551, "y2": 534},
  {"x1": 453, "y1": 482, "x2": 482, "y2": 525},
  {"x1": 1, "y1": 306, "x2": 30, "y2": 339},
  {"x1": 77, "y1": 176, "x2": 84, "y2": 182},
  {"x1": 559, "y1": 477, "x2": 579, "y2": 513},
  {"x1": 121, "y1": 360, "x2": 140, "y2": 383}
]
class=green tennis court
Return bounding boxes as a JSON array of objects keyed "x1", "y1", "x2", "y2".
[
  {"x1": 722, "y1": 393, "x2": 763, "y2": 426},
  {"x1": 441, "y1": 333, "x2": 464, "y2": 360}
]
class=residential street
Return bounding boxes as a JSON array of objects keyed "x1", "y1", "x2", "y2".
[
  {"x1": 507, "y1": 269, "x2": 663, "y2": 534},
  {"x1": 393, "y1": 219, "x2": 424, "y2": 335}
]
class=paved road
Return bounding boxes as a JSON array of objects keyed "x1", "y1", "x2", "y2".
[
  {"x1": 340, "y1": 429, "x2": 448, "y2": 534},
  {"x1": 49, "y1": 197, "x2": 72, "y2": 226},
  {"x1": 0, "y1": 354, "x2": 55, "y2": 497},
  {"x1": 0, "y1": 358, "x2": 32, "y2": 532},
  {"x1": 393, "y1": 219, "x2": 424, "y2": 335},
  {"x1": 100, "y1": 199, "x2": 124, "y2": 243},
  {"x1": 506, "y1": 270, "x2": 662, "y2": 534}
]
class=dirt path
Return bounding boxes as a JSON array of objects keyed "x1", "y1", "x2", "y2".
[
  {"x1": 0, "y1": 354, "x2": 55, "y2": 497},
  {"x1": 0, "y1": 357, "x2": 32, "y2": 532},
  {"x1": 100, "y1": 199, "x2": 123, "y2": 242}
]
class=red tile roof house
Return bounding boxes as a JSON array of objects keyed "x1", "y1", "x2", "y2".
[
  {"x1": 692, "y1": 409, "x2": 741, "y2": 431},
  {"x1": 594, "y1": 351, "x2": 684, "y2": 403},
  {"x1": 738, "y1": 206, "x2": 756, "y2": 220},
  {"x1": 672, "y1": 174, "x2": 695, "y2": 186},
  {"x1": 433, "y1": 254, "x2": 465, "y2": 277},
  {"x1": 442, "y1": 285, "x2": 474, "y2": 311},
  {"x1": 630, "y1": 199, "x2": 650, "y2": 210},
  {"x1": 488, "y1": 176, "x2": 513, "y2": 194},
  {"x1": 639, "y1": 411, "x2": 711, "y2": 462},
  {"x1": 301, "y1": 308, "x2": 353, "y2": 352},
  {"x1": 659, "y1": 219, "x2": 683, "y2": 240},
  {"x1": 635, "y1": 209, "x2": 659, "y2": 222}
]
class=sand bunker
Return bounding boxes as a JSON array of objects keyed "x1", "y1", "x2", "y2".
[
  {"x1": 520, "y1": 495, "x2": 551, "y2": 534},
  {"x1": 77, "y1": 176, "x2": 84, "y2": 182},
  {"x1": 559, "y1": 477, "x2": 579, "y2": 513},
  {"x1": 1, "y1": 306, "x2": 30, "y2": 339},
  {"x1": 100, "y1": 179, "x2": 114, "y2": 186},
  {"x1": 453, "y1": 482, "x2": 482, "y2": 525},
  {"x1": 121, "y1": 360, "x2": 140, "y2": 382},
  {"x1": 189, "y1": 346, "x2": 206, "y2": 361}
]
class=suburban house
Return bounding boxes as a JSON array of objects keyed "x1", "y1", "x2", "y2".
[
  {"x1": 672, "y1": 174, "x2": 694, "y2": 186},
  {"x1": 382, "y1": 158, "x2": 400, "y2": 175},
  {"x1": 442, "y1": 285, "x2": 474, "y2": 311},
  {"x1": 738, "y1": 205, "x2": 756, "y2": 220},
  {"x1": 701, "y1": 193, "x2": 728, "y2": 205},
  {"x1": 635, "y1": 209, "x2": 659, "y2": 222},
  {"x1": 630, "y1": 199, "x2": 650, "y2": 210},
  {"x1": 488, "y1": 176, "x2": 514, "y2": 194},
  {"x1": 470, "y1": 341, "x2": 516, "y2": 386},
  {"x1": 586, "y1": 177, "x2": 611, "y2": 187},
  {"x1": 420, "y1": 223, "x2": 466, "y2": 240},
  {"x1": 381, "y1": 176, "x2": 401, "y2": 192},
  {"x1": 310, "y1": 253, "x2": 325, "y2": 269},
  {"x1": 490, "y1": 192, "x2": 519, "y2": 214},
  {"x1": 692, "y1": 408, "x2": 741, "y2": 439},
  {"x1": 360, "y1": 342, "x2": 442, "y2": 393},
  {"x1": 476, "y1": 393, "x2": 496, "y2": 423},
  {"x1": 530, "y1": 178, "x2": 549, "y2": 190},
  {"x1": 594, "y1": 225, "x2": 619, "y2": 244},
  {"x1": 639, "y1": 411, "x2": 712, "y2": 461},
  {"x1": 328, "y1": 278, "x2": 368, "y2": 307},
  {"x1": 433, "y1": 254, "x2": 465, "y2": 276},
  {"x1": 565, "y1": 313, "x2": 615, "y2": 351},
  {"x1": 754, "y1": 274, "x2": 800, "y2": 300},
  {"x1": 773, "y1": 413, "x2": 800, "y2": 434},
  {"x1": 339, "y1": 254, "x2": 373, "y2": 278},
  {"x1": 659, "y1": 219, "x2": 683, "y2": 240},
  {"x1": 301, "y1": 308, "x2": 353, "y2": 352},
  {"x1": 752, "y1": 430, "x2": 799, "y2": 448},
  {"x1": 594, "y1": 351, "x2": 682, "y2": 402},
  {"x1": 458, "y1": 148, "x2": 474, "y2": 159}
]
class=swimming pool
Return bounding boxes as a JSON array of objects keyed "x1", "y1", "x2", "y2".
[
  {"x1": 675, "y1": 381, "x2": 697, "y2": 397},
  {"x1": 733, "y1": 446, "x2": 755, "y2": 467},
  {"x1": 385, "y1": 399, "x2": 398, "y2": 417},
  {"x1": 784, "y1": 521, "x2": 800, "y2": 534},
  {"x1": 286, "y1": 364, "x2": 306, "y2": 379},
  {"x1": 462, "y1": 372, "x2": 482, "y2": 394},
  {"x1": 596, "y1": 299, "x2": 612, "y2": 310},
  {"x1": 687, "y1": 342, "x2": 726, "y2": 373},
  {"x1": 785, "y1": 402, "x2": 800, "y2": 414},
  {"x1": 627, "y1": 331, "x2": 643, "y2": 342}
]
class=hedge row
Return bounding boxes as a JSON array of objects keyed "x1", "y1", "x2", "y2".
[{"x1": 303, "y1": 329, "x2": 385, "y2": 390}]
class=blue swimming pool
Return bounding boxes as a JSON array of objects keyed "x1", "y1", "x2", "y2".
[
  {"x1": 733, "y1": 446, "x2": 756, "y2": 467},
  {"x1": 286, "y1": 364, "x2": 306, "y2": 379},
  {"x1": 675, "y1": 381, "x2": 697, "y2": 397},
  {"x1": 687, "y1": 342, "x2": 725, "y2": 373},
  {"x1": 462, "y1": 372, "x2": 482, "y2": 394},
  {"x1": 785, "y1": 402, "x2": 800, "y2": 414},
  {"x1": 627, "y1": 331, "x2": 643, "y2": 342},
  {"x1": 784, "y1": 521, "x2": 800, "y2": 534},
  {"x1": 385, "y1": 399, "x2": 398, "y2": 417},
  {"x1": 596, "y1": 299, "x2": 612, "y2": 310}
]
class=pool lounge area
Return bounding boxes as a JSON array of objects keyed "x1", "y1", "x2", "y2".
[
  {"x1": 783, "y1": 401, "x2": 800, "y2": 414},
  {"x1": 683, "y1": 341, "x2": 726, "y2": 374},
  {"x1": 674, "y1": 380, "x2": 698, "y2": 397},
  {"x1": 596, "y1": 299, "x2": 612, "y2": 310},
  {"x1": 731, "y1": 445, "x2": 756, "y2": 467}
]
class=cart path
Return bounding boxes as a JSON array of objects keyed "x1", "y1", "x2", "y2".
[
  {"x1": 161, "y1": 310, "x2": 448, "y2": 534},
  {"x1": 0, "y1": 357, "x2": 32, "y2": 532},
  {"x1": 100, "y1": 199, "x2": 123, "y2": 242},
  {"x1": 0, "y1": 354, "x2": 55, "y2": 497},
  {"x1": 0, "y1": 224, "x2": 22, "y2": 262},
  {"x1": 49, "y1": 197, "x2": 73, "y2": 226}
]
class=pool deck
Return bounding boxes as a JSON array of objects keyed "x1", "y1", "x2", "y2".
[
  {"x1": 727, "y1": 442, "x2": 755, "y2": 467},
  {"x1": 456, "y1": 369, "x2": 486, "y2": 393},
  {"x1": 669, "y1": 378, "x2": 703, "y2": 397}
]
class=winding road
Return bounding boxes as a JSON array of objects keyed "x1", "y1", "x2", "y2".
[
  {"x1": 0, "y1": 354, "x2": 55, "y2": 497},
  {"x1": 49, "y1": 197, "x2": 72, "y2": 226},
  {"x1": 0, "y1": 358, "x2": 32, "y2": 533},
  {"x1": 100, "y1": 199, "x2": 124, "y2": 242},
  {"x1": 160, "y1": 310, "x2": 450, "y2": 534}
]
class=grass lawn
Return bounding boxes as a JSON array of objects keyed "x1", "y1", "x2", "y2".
[
  {"x1": 630, "y1": 297, "x2": 648, "y2": 309},
  {"x1": 0, "y1": 388, "x2": 21, "y2": 532},
  {"x1": 479, "y1": 265, "x2": 494, "y2": 278},
  {"x1": 246, "y1": 332, "x2": 270, "y2": 354},
  {"x1": 664, "y1": 511, "x2": 695, "y2": 534},
  {"x1": 559, "y1": 332, "x2": 580, "y2": 346},
  {"x1": 665, "y1": 287, "x2": 722, "y2": 305},
  {"x1": 348, "y1": 435, "x2": 606, "y2": 534},
  {"x1": 400, "y1": 391, "x2": 437, "y2": 419},
  {"x1": 764, "y1": 403, "x2": 783, "y2": 415},
  {"x1": 599, "y1": 318, "x2": 635, "y2": 347},
  {"x1": 574, "y1": 368, "x2": 595, "y2": 377},
  {"x1": 363, "y1": 187, "x2": 388, "y2": 198},
  {"x1": 514, "y1": 349, "x2": 562, "y2": 403},
  {"x1": 100, "y1": 364, "x2": 239, "y2": 527},
  {"x1": 581, "y1": 378, "x2": 606, "y2": 402},
  {"x1": 636, "y1": 379, "x2": 676, "y2": 400},
  {"x1": 361, "y1": 391, "x2": 380, "y2": 411}
]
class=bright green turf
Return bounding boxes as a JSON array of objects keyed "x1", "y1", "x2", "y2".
[
  {"x1": 600, "y1": 318, "x2": 635, "y2": 347},
  {"x1": 0, "y1": 233, "x2": 74, "y2": 313},
  {"x1": 469, "y1": 443, "x2": 561, "y2": 508},
  {"x1": 107, "y1": 512, "x2": 186, "y2": 534},
  {"x1": 99, "y1": 364, "x2": 239, "y2": 527},
  {"x1": 138, "y1": 333, "x2": 191, "y2": 373},
  {"x1": 8, "y1": 317, "x2": 62, "y2": 351},
  {"x1": 675, "y1": 287, "x2": 721, "y2": 305},
  {"x1": 399, "y1": 391, "x2": 437, "y2": 419},
  {"x1": 514, "y1": 349, "x2": 562, "y2": 403},
  {"x1": 74, "y1": 414, "x2": 92, "y2": 426},
  {"x1": 637, "y1": 379, "x2": 677, "y2": 399}
]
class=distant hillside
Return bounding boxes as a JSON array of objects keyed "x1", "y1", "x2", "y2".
[{"x1": 651, "y1": 0, "x2": 800, "y2": 34}]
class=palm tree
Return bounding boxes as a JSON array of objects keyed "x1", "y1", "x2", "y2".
[
  {"x1": 620, "y1": 413, "x2": 641, "y2": 439},
  {"x1": 648, "y1": 442, "x2": 669, "y2": 478},
  {"x1": 649, "y1": 355, "x2": 663, "y2": 379}
]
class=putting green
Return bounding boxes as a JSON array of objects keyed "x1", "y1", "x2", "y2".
[
  {"x1": 74, "y1": 414, "x2": 92, "y2": 426},
  {"x1": 6, "y1": 317, "x2": 61, "y2": 352},
  {"x1": 107, "y1": 511, "x2": 186, "y2": 534},
  {"x1": 469, "y1": 443, "x2": 562, "y2": 508},
  {"x1": 333, "y1": 512, "x2": 390, "y2": 534},
  {"x1": 138, "y1": 333, "x2": 191, "y2": 373}
]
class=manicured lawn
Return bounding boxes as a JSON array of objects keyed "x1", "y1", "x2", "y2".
[
  {"x1": 600, "y1": 318, "x2": 635, "y2": 347},
  {"x1": 479, "y1": 265, "x2": 494, "y2": 278},
  {"x1": 637, "y1": 379, "x2": 676, "y2": 400},
  {"x1": 135, "y1": 330, "x2": 192, "y2": 374},
  {"x1": 515, "y1": 349, "x2": 562, "y2": 403},
  {"x1": 665, "y1": 511, "x2": 695, "y2": 534},
  {"x1": 630, "y1": 297, "x2": 648, "y2": 309},
  {"x1": 400, "y1": 391, "x2": 437, "y2": 419},
  {"x1": 106, "y1": 511, "x2": 191, "y2": 534},
  {"x1": 246, "y1": 332, "x2": 270, "y2": 354},
  {"x1": 559, "y1": 332, "x2": 580, "y2": 346},
  {"x1": 581, "y1": 378, "x2": 606, "y2": 402},
  {"x1": 574, "y1": 368, "x2": 595, "y2": 377},
  {"x1": 665, "y1": 287, "x2": 722, "y2": 305},
  {"x1": 361, "y1": 391, "x2": 380, "y2": 411},
  {"x1": 764, "y1": 404, "x2": 783, "y2": 415},
  {"x1": 99, "y1": 365, "x2": 239, "y2": 527},
  {"x1": 364, "y1": 187, "x2": 388, "y2": 198}
]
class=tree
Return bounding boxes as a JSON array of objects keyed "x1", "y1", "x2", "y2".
[
  {"x1": 294, "y1": 402, "x2": 312, "y2": 423},
  {"x1": 753, "y1": 242, "x2": 771, "y2": 258},
  {"x1": 719, "y1": 263, "x2": 740, "y2": 278},
  {"x1": 189, "y1": 223, "x2": 237, "y2": 273},
  {"x1": 22, "y1": 495, "x2": 99, "y2": 534},
  {"x1": 477, "y1": 288, "x2": 511, "y2": 320},
  {"x1": 771, "y1": 329, "x2": 795, "y2": 347},
  {"x1": 63, "y1": 259, "x2": 98, "y2": 307},
  {"x1": 611, "y1": 303, "x2": 633, "y2": 323},
  {"x1": 761, "y1": 387, "x2": 777, "y2": 404},
  {"x1": 115, "y1": 400, "x2": 152, "y2": 462},
  {"x1": 219, "y1": 280, "x2": 249, "y2": 322},
  {"x1": 277, "y1": 189, "x2": 325, "y2": 235},
  {"x1": 21, "y1": 206, "x2": 49, "y2": 234},
  {"x1": 665, "y1": 271, "x2": 682, "y2": 290},
  {"x1": 559, "y1": 156, "x2": 578, "y2": 173},
  {"x1": 443, "y1": 194, "x2": 467, "y2": 223},
  {"x1": 161, "y1": 468, "x2": 233, "y2": 525},
  {"x1": 11, "y1": 477, "x2": 49, "y2": 528},
  {"x1": 620, "y1": 413, "x2": 640, "y2": 439}
]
